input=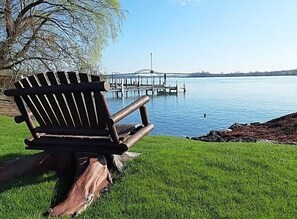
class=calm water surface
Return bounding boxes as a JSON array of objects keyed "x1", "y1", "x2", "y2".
[{"x1": 106, "y1": 76, "x2": 297, "y2": 137}]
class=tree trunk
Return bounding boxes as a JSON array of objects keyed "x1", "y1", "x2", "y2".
[{"x1": 48, "y1": 153, "x2": 112, "y2": 217}]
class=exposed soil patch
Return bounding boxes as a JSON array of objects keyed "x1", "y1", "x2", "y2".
[
  {"x1": 0, "y1": 73, "x2": 19, "y2": 117},
  {"x1": 190, "y1": 112, "x2": 297, "y2": 144},
  {"x1": 0, "y1": 95, "x2": 18, "y2": 117}
]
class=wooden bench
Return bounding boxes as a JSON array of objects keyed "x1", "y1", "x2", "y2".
[{"x1": 4, "y1": 71, "x2": 154, "y2": 154}]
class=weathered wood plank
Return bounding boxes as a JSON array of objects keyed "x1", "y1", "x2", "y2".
[
  {"x1": 20, "y1": 77, "x2": 53, "y2": 126},
  {"x1": 57, "y1": 71, "x2": 82, "y2": 127},
  {"x1": 108, "y1": 95, "x2": 149, "y2": 124},
  {"x1": 120, "y1": 123, "x2": 154, "y2": 149},
  {"x1": 28, "y1": 75, "x2": 59, "y2": 126},
  {"x1": 47, "y1": 72, "x2": 74, "y2": 127},
  {"x1": 140, "y1": 106, "x2": 149, "y2": 126},
  {"x1": 14, "y1": 81, "x2": 46, "y2": 127},
  {"x1": 68, "y1": 72, "x2": 89, "y2": 127},
  {"x1": 91, "y1": 75, "x2": 110, "y2": 128},
  {"x1": 79, "y1": 73, "x2": 98, "y2": 128},
  {"x1": 34, "y1": 126, "x2": 109, "y2": 136},
  {"x1": 5, "y1": 79, "x2": 110, "y2": 96},
  {"x1": 14, "y1": 96, "x2": 38, "y2": 138},
  {"x1": 36, "y1": 73, "x2": 67, "y2": 126}
]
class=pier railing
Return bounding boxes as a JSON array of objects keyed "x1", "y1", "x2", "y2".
[{"x1": 103, "y1": 74, "x2": 186, "y2": 98}]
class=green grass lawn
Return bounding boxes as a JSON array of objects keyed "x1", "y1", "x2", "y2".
[{"x1": 0, "y1": 115, "x2": 296, "y2": 219}]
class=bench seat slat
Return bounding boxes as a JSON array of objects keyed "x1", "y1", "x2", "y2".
[{"x1": 34, "y1": 127, "x2": 110, "y2": 136}]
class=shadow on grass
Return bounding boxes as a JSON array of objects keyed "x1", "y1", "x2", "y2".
[
  {"x1": 0, "y1": 170, "x2": 56, "y2": 194},
  {"x1": 0, "y1": 152, "x2": 27, "y2": 164},
  {"x1": 0, "y1": 153, "x2": 76, "y2": 212},
  {"x1": 49, "y1": 166, "x2": 75, "y2": 209}
]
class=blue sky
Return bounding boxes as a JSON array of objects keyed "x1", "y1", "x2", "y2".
[{"x1": 102, "y1": 0, "x2": 297, "y2": 73}]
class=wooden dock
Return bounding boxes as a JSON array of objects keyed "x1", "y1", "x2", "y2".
[{"x1": 104, "y1": 74, "x2": 186, "y2": 98}]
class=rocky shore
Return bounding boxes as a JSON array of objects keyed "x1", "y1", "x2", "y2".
[{"x1": 189, "y1": 112, "x2": 297, "y2": 145}]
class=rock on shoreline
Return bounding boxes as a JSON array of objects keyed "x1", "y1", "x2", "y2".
[{"x1": 189, "y1": 112, "x2": 297, "y2": 144}]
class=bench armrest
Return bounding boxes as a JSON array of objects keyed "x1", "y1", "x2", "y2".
[
  {"x1": 108, "y1": 95, "x2": 149, "y2": 125},
  {"x1": 106, "y1": 95, "x2": 150, "y2": 142}
]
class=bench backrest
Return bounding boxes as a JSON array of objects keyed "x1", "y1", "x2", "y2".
[{"x1": 5, "y1": 72, "x2": 113, "y2": 138}]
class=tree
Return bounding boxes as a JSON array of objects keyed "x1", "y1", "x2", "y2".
[{"x1": 0, "y1": 0, "x2": 124, "y2": 73}]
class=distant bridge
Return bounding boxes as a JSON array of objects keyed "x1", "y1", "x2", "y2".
[{"x1": 133, "y1": 69, "x2": 163, "y2": 75}]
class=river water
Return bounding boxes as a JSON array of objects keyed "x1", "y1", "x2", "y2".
[{"x1": 106, "y1": 76, "x2": 297, "y2": 137}]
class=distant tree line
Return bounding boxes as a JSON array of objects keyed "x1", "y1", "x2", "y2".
[{"x1": 188, "y1": 69, "x2": 297, "y2": 77}]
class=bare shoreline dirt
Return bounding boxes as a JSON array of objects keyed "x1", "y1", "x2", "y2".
[
  {"x1": 0, "y1": 95, "x2": 18, "y2": 117},
  {"x1": 191, "y1": 112, "x2": 297, "y2": 145},
  {"x1": 0, "y1": 95, "x2": 296, "y2": 144}
]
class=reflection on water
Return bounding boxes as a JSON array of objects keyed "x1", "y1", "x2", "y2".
[{"x1": 106, "y1": 76, "x2": 297, "y2": 137}]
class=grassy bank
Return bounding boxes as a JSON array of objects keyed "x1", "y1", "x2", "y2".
[{"x1": 0, "y1": 115, "x2": 296, "y2": 218}]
